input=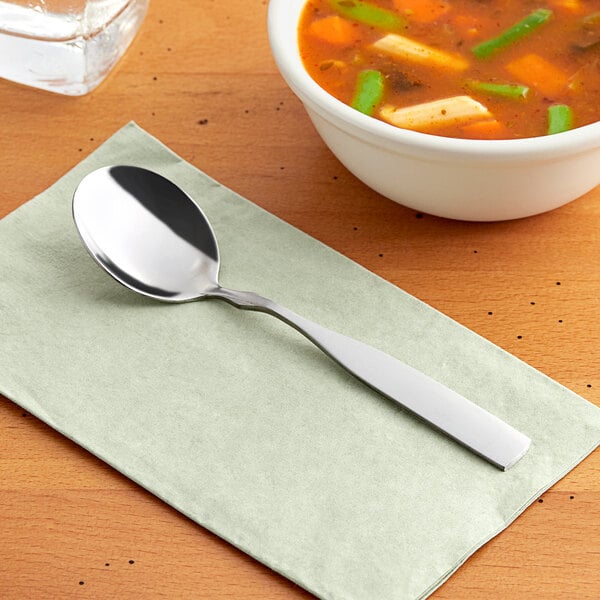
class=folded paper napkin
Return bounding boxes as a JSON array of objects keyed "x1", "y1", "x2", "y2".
[{"x1": 1, "y1": 123, "x2": 599, "y2": 600}]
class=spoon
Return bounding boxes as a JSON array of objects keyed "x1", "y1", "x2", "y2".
[{"x1": 72, "y1": 166, "x2": 530, "y2": 469}]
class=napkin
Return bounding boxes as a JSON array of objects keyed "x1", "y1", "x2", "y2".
[{"x1": 1, "y1": 123, "x2": 599, "y2": 600}]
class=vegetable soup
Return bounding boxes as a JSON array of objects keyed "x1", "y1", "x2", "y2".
[{"x1": 298, "y1": 0, "x2": 600, "y2": 139}]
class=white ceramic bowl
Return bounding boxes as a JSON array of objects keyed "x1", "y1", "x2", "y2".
[{"x1": 267, "y1": 0, "x2": 600, "y2": 221}]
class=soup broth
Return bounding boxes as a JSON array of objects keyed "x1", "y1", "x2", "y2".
[{"x1": 298, "y1": 0, "x2": 600, "y2": 139}]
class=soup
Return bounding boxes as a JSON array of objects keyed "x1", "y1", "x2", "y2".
[{"x1": 298, "y1": 0, "x2": 600, "y2": 139}]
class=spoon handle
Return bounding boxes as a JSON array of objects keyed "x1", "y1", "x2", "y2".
[{"x1": 211, "y1": 287, "x2": 530, "y2": 470}]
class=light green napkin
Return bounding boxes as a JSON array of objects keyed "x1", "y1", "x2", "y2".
[{"x1": 1, "y1": 123, "x2": 599, "y2": 600}]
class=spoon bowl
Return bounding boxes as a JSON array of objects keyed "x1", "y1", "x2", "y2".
[
  {"x1": 73, "y1": 166, "x2": 220, "y2": 301},
  {"x1": 73, "y1": 166, "x2": 530, "y2": 469}
]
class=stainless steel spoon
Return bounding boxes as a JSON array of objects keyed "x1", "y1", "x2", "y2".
[{"x1": 72, "y1": 166, "x2": 530, "y2": 469}]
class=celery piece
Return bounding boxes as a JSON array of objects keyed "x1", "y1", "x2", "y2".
[
  {"x1": 351, "y1": 70, "x2": 385, "y2": 115},
  {"x1": 575, "y1": 11, "x2": 600, "y2": 49},
  {"x1": 547, "y1": 104, "x2": 573, "y2": 134},
  {"x1": 472, "y1": 9, "x2": 553, "y2": 59},
  {"x1": 582, "y1": 11, "x2": 600, "y2": 26},
  {"x1": 332, "y1": 0, "x2": 405, "y2": 31},
  {"x1": 372, "y1": 33, "x2": 469, "y2": 71},
  {"x1": 466, "y1": 80, "x2": 529, "y2": 99},
  {"x1": 379, "y1": 95, "x2": 491, "y2": 130}
]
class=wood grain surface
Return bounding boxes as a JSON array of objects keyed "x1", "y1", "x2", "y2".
[{"x1": 1, "y1": 1, "x2": 599, "y2": 598}]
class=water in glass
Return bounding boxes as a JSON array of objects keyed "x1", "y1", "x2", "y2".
[{"x1": 0, "y1": 0, "x2": 148, "y2": 95}]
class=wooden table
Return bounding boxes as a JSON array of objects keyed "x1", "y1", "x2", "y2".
[{"x1": 1, "y1": 1, "x2": 598, "y2": 597}]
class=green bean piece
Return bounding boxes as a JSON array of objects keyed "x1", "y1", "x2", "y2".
[
  {"x1": 547, "y1": 104, "x2": 573, "y2": 135},
  {"x1": 331, "y1": 0, "x2": 405, "y2": 31},
  {"x1": 351, "y1": 70, "x2": 385, "y2": 115},
  {"x1": 466, "y1": 80, "x2": 529, "y2": 99},
  {"x1": 472, "y1": 9, "x2": 553, "y2": 59}
]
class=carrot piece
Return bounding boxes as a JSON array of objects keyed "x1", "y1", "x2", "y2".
[
  {"x1": 392, "y1": 0, "x2": 450, "y2": 23},
  {"x1": 505, "y1": 53, "x2": 570, "y2": 97},
  {"x1": 461, "y1": 119, "x2": 508, "y2": 139},
  {"x1": 308, "y1": 15, "x2": 358, "y2": 45},
  {"x1": 548, "y1": 0, "x2": 584, "y2": 14}
]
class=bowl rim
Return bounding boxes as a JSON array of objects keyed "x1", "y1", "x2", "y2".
[{"x1": 268, "y1": 0, "x2": 600, "y2": 161}]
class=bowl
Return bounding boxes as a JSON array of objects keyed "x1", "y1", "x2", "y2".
[{"x1": 267, "y1": 0, "x2": 600, "y2": 221}]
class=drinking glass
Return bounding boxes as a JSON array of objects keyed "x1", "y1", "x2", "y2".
[{"x1": 0, "y1": 0, "x2": 148, "y2": 95}]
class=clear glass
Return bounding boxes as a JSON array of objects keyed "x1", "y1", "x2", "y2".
[{"x1": 0, "y1": 0, "x2": 148, "y2": 95}]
